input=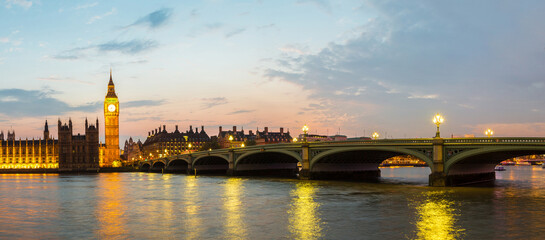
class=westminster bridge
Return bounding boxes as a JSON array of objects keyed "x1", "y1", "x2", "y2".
[{"x1": 139, "y1": 137, "x2": 545, "y2": 186}]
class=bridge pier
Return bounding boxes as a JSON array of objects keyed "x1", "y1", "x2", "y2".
[
  {"x1": 299, "y1": 144, "x2": 310, "y2": 180},
  {"x1": 227, "y1": 150, "x2": 236, "y2": 176},
  {"x1": 429, "y1": 138, "x2": 447, "y2": 187}
]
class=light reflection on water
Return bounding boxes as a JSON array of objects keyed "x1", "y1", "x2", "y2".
[
  {"x1": 288, "y1": 182, "x2": 322, "y2": 240},
  {"x1": 223, "y1": 178, "x2": 246, "y2": 239},
  {"x1": 0, "y1": 167, "x2": 544, "y2": 239},
  {"x1": 96, "y1": 173, "x2": 127, "y2": 239},
  {"x1": 413, "y1": 191, "x2": 464, "y2": 240},
  {"x1": 184, "y1": 176, "x2": 201, "y2": 240}
]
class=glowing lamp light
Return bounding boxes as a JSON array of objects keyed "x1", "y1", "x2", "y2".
[
  {"x1": 432, "y1": 113, "x2": 444, "y2": 138},
  {"x1": 433, "y1": 114, "x2": 444, "y2": 126},
  {"x1": 372, "y1": 132, "x2": 379, "y2": 140},
  {"x1": 485, "y1": 128, "x2": 494, "y2": 137},
  {"x1": 293, "y1": 137, "x2": 298, "y2": 143},
  {"x1": 228, "y1": 135, "x2": 234, "y2": 141},
  {"x1": 241, "y1": 143, "x2": 245, "y2": 148},
  {"x1": 302, "y1": 124, "x2": 309, "y2": 134}
]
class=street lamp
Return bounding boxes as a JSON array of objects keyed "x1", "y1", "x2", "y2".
[
  {"x1": 188, "y1": 143, "x2": 192, "y2": 152},
  {"x1": 293, "y1": 137, "x2": 298, "y2": 143},
  {"x1": 372, "y1": 132, "x2": 379, "y2": 140},
  {"x1": 485, "y1": 128, "x2": 494, "y2": 137},
  {"x1": 228, "y1": 135, "x2": 234, "y2": 148},
  {"x1": 433, "y1": 113, "x2": 444, "y2": 138},
  {"x1": 302, "y1": 124, "x2": 309, "y2": 143},
  {"x1": 241, "y1": 143, "x2": 245, "y2": 148}
]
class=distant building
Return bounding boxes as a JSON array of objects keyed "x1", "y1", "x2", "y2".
[
  {"x1": 57, "y1": 118, "x2": 100, "y2": 171},
  {"x1": 142, "y1": 125, "x2": 210, "y2": 159},
  {"x1": 255, "y1": 127, "x2": 292, "y2": 145},
  {"x1": 0, "y1": 121, "x2": 59, "y2": 169},
  {"x1": 123, "y1": 137, "x2": 143, "y2": 165},
  {"x1": 217, "y1": 126, "x2": 248, "y2": 148},
  {"x1": 217, "y1": 126, "x2": 292, "y2": 148}
]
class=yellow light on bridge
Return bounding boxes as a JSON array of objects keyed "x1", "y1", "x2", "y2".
[
  {"x1": 188, "y1": 143, "x2": 192, "y2": 148},
  {"x1": 241, "y1": 143, "x2": 245, "y2": 148},
  {"x1": 228, "y1": 135, "x2": 234, "y2": 141},
  {"x1": 433, "y1": 113, "x2": 444, "y2": 138},
  {"x1": 302, "y1": 124, "x2": 309, "y2": 134},
  {"x1": 293, "y1": 137, "x2": 298, "y2": 143},
  {"x1": 485, "y1": 128, "x2": 494, "y2": 137},
  {"x1": 372, "y1": 132, "x2": 379, "y2": 140}
]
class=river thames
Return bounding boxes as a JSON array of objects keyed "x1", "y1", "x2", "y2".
[{"x1": 0, "y1": 166, "x2": 544, "y2": 239}]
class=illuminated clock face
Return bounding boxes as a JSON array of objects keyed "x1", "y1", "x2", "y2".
[{"x1": 108, "y1": 104, "x2": 116, "y2": 112}]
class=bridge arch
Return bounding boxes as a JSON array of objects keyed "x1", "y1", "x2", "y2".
[
  {"x1": 310, "y1": 146, "x2": 432, "y2": 169},
  {"x1": 234, "y1": 150, "x2": 302, "y2": 176},
  {"x1": 445, "y1": 146, "x2": 545, "y2": 175},
  {"x1": 192, "y1": 154, "x2": 229, "y2": 174},
  {"x1": 141, "y1": 162, "x2": 151, "y2": 172},
  {"x1": 166, "y1": 159, "x2": 190, "y2": 173},
  {"x1": 309, "y1": 146, "x2": 432, "y2": 180},
  {"x1": 151, "y1": 160, "x2": 166, "y2": 172}
]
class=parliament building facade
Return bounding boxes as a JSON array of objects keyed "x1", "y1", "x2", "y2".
[{"x1": 0, "y1": 70, "x2": 121, "y2": 170}]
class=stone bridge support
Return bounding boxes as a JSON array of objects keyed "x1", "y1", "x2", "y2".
[
  {"x1": 227, "y1": 150, "x2": 235, "y2": 176},
  {"x1": 299, "y1": 144, "x2": 310, "y2": 180},
  {"x1": 429, "y1": 138, "x2": 446, "y2": 186}
]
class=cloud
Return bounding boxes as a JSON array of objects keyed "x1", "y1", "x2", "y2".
[
  {"x1": 97, "y1": 39, "x2": 158, "y2": 54},
  {"x1": 296, "y1": 0, "x2": 331, "y2": 14},
  {"x1": 126, "y1": 8, "x2": 173, "y2": 29},
  {"x1": 5, "y1": 0, "x2": 32, "y2": 9},
  {"x1": 0, "y1": 89, "x2": 101, "y2": 117},
  {"x1": 227, "y1": 109, "x2": 254, "y2": 115},
  {"x1": 225, "y1": 28, "x2": 246, "y2": 38},
  {"x1": 87, "y1": 8, "x2": 116, "y2": 24},
  {"x1": 75, "y1": 2, "x2": 98, "y2": 10},
  {"x1": 201, "y1": 97, "x2": 228, "y2": 108},
  {"x1": 279, "y1": 44, "x2": 309, "y2": 55},
  {"x1": 53, "y1": 39, "x2": 159, "y2": 59},
  {"x1": 407, "y1": 94, "x2": 439, "y2": 99},
  {"x1": 264, "y1": 1, "x2": 545, "y2": 136},
  {"x1": 124, "y1": 100, "x2": 165, "y2": 108},
  {"x1": 37, "y1": 75, "x2": 94, "y2": 85}
]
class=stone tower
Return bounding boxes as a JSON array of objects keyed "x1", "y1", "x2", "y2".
[{"x1": 104, "y1": 69, "x2": 120, "y2": 167}]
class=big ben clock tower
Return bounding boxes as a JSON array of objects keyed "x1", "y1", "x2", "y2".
[{"x1": 104, "y1": 69, "x2": 119, "y2": 167}]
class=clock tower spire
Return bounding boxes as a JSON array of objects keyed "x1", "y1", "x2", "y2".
[{"x1": 104, "y1": 69, "x2": 119, "y2": 167}]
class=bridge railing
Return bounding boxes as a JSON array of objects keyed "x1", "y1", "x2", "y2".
[{"x1": 444, "y1": 137, "x2": 545, "y2": 144}]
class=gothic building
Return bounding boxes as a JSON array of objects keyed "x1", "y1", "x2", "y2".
[
  {"x1": 58, "y1": 118, "x2": 100, "y2": 171},
  {"x1": 0, "y1": 121, "x2": 58, "y2": 169},
  {"x1": 103, "y1": 70, "x2": 120, "y2": 167},
  {"x1": 123, "y1": 137, "x2": 143, "y2": 164},
  {"x1": 142, "y1": 125, "x2": 210, "y2": 159}
]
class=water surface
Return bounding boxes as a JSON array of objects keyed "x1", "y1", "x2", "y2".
[{"x1": 0, "y1": 166, "x2": 544, "y2": 239}]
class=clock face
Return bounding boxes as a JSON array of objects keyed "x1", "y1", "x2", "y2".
[{"x1": 108, "y1": 104, "x2": 116, "y2": 112}]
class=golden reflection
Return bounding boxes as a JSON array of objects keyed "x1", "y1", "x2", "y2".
[
  {"x1": 414, "y1": 191, "x2": 464, "y2": 240},
  {"x1": 288, "y1": 182, "x2": 322, "y2": 240},
  {"x1": 96, "y1": 173, "x2": 127, "y2": 238},
  {"x1": 223, "y1": 178, "x2": 246, "y2": 239},
  {"x1": 184, "y1": 176, "x2": 201, "y2": 240}
]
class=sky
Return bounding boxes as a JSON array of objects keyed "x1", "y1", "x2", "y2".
[{"x1": 1, "y1": 0, "x2": 545, "y2": 144}]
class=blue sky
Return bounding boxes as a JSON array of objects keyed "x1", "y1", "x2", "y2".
[{"x1": 1, "y1": 0, "x2": 545, "y2": 143}]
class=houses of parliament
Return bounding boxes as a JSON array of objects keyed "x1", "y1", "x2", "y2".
[{"x1": 0, "y1": 71, "x2": 120, "y2": 170}]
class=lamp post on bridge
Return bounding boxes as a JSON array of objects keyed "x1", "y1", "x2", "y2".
[
  {"x1": 302, "y1": 124, "x2": 309, "y2": 143},
  {"x1": 228, "y1": 135, "x2": 234, "y2": 148},
  {"x1": 433, "y1": 113, "x2": 444, "y2": 138},
  {"x1": 372, "y1": 132, "x2": 379, "y2": 140},
  {"x1": 485, "y1": 128, "x2": 494, "y2": 137}
]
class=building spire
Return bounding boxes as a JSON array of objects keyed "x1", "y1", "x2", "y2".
[{"x1": 108, "y1": 68, "x2": 114, "y2": 86}]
